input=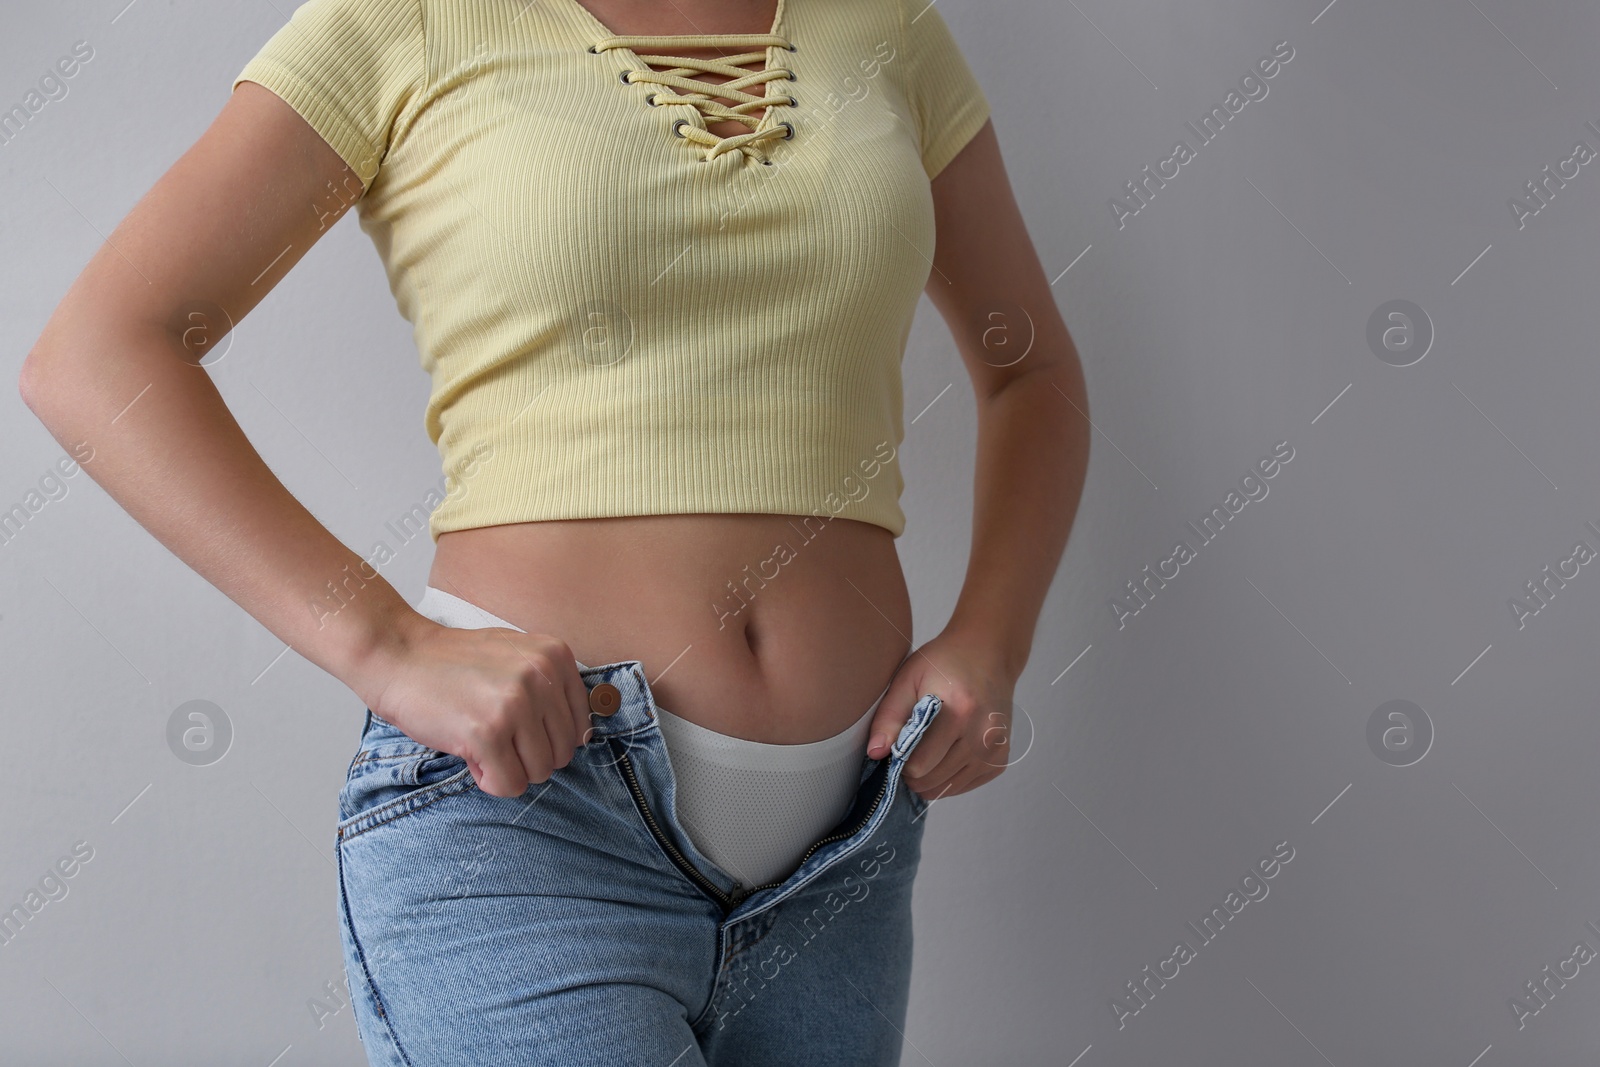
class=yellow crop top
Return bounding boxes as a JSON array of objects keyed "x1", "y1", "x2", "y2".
[{"x1": 232, "y1": 0, "x2": 991, "y2": 540}]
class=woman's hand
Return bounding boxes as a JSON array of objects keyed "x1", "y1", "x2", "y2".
[
  {"x1": 354, "y1": 614, "x2": 594, "y2": 798},
  {"x1": 866, "y1": 630, "x2": 1018, "y2": 803}
]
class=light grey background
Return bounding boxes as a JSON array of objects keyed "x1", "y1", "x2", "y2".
[{"x1": 4, "y1": 0, "x2": 1598, "y2": 1063}]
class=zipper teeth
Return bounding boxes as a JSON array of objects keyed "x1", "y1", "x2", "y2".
[
  {"x1": 738, "y1": 765, "x2": 894, "y2": 898},
  {"x1": 615, "y1": 747, "x2": 736, "y2": 908}
]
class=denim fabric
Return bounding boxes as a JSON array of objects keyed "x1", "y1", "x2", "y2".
[{"x1": 335, "y1": 656, "x2": 941, "y2": 1066}]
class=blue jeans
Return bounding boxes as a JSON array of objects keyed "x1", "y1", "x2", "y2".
[{"x1": 334, "y1": 656, "x2": 942, "y2": 1066}]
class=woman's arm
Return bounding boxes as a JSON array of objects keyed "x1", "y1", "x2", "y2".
[
  {"x1": 922, "y1": 119, "x2": 1091, "y2": 679},
  {"x1": 18, "y1": 82, "x2": 591, "y2": 797},
  {"x1": 869, "y1": 120, "x2": 1092, "y2": 801},
  {"x1": 20, "y1": 83, "x2": 414, "y2": 698}
]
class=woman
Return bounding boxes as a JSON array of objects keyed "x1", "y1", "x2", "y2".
[{"x1": 20, "y1": 0, "x2": 1088, "y2": 1062}]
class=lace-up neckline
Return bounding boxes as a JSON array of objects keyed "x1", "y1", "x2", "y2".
[
  {"x1": 566, "y1": 0, "x2": 796, "y2": 165},
  {"x1": 594, "y1": 34, "x2": 797, "y2": 164}
]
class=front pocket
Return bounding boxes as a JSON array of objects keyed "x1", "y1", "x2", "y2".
[{"x1": 337, "y1": 740, "x2": 475, "y2": 842}]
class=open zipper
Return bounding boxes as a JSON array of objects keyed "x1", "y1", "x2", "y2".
[
  {"x1": 613, "y1": 744, "x2": 896, "y2": 910},
  {"x1": 615, "y1": 746, "x2": 738, "y2": 908}
]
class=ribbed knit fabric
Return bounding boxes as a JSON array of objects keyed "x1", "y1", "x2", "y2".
[{"x1": 233, "y1": 0, "x2": 991, "y2": 540}]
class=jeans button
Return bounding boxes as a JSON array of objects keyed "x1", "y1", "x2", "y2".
[{"x1": 589, "y1": 682, "x2": 621, "y2": 717}]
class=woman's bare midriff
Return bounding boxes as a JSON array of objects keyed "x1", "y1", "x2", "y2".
[{"x1": 427, "y1": 514, "x2": 913, "y2": 744}]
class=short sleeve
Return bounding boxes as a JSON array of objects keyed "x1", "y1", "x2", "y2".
[
  {"x1": 899, "y1": 0, "x2": 991, "y2": 180},
  {"x1": 231, "y1": 0, "x2": 425, "y2": 193}
]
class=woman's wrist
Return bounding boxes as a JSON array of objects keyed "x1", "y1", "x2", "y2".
[
  {"x1": 331, "y1": 600, "x2": 439, "y2": 712},
  {"x1": 938, "y1": 614, "x2": 1030, "y2": 682}
]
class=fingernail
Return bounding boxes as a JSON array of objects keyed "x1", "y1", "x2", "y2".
[{"x1": 869, "y1": 732, "x2": 887, "y2": 757}]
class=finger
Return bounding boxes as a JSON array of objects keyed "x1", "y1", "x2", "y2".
[
  {"x1": 562, "y1": 664, "x2": 594, "y2": 746},
  {"x1": 866, "y1": 676, "x2": 920, "y2": 761},
  {"x1": 908, "y1": 772, "x2": 962, "y2": 808},
  {"x1": 476, "y1": 737, "x2": 531, "y2": 798},
  {"x1": 939, "y1": 762, "x2": 995, "y2": 799},
  {"x1": 902, "y1": 713, "x2": 959, "y2": 782},
  {"x1": 543, "y1": 709, "x2": 576, "y2": 771},
  {"x1": 906, "y1": 721, "x2": 973, "y2": 782},
  {"x1": 533, "y1": 666, "x2": 577, "y2": 766},
  {"x1": 921, "y1": 759, "x2": 999, "y2": 803},
  {"x1": 907, "y1": 747, "x2": 969, "y2": 799},
  {"x1": 514, "y1": 724, "x2": 554, "y2": 786}
]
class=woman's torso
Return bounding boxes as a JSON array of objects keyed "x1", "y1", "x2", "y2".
[
  {"x1": 427, "y1": 0, "x2": 916, "y2": 743},
  {"x1": 429, "y1": 515, "x2": 912, "y2": 743}
]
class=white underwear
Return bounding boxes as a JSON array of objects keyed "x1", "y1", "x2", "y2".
[{"x1": 412, "y1": 585, "x2": 886, "y2": 888}]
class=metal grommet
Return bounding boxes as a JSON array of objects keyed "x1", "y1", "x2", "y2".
[
  {"x1": 786, "y1": 43, "x2": 798, "y2": 52},
  {"x1": 672, "y1": 118, "x2": 689, "y2": 137},
  {"x1": 779, "y1": 121, "x2": 794, "y2": 139},
  {"x1": 646, "y1": 93, "x2": 659, "y2": 106},
  {"x1": 782, "y1": 70, "x2": 796, "y2": 82},
  {"x1": 586, "y1": 44, "x2": 600, "y2": 54},
  {"x1": 619, "y1": 68, "x2": 633, "y2": 84},
  {"x1": 588, "y1": 682, "x2": 622, "y2": 717},
  {"x1": 786, "y1": 95, "x2": 797, "y2": 106}
]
